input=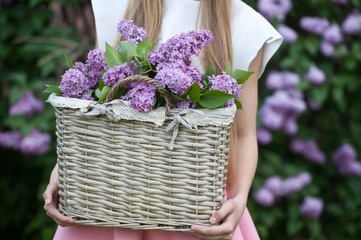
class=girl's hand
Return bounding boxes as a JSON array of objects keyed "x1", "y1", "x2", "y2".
[
  {"x1": 43, "y1": 165, "x2": 74, "y2": 227},
  {"x1": 191, "y1": 197, "x2": 246, "y2": 240}
]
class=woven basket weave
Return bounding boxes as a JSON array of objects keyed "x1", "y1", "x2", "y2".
[{"x1": 51, "y1": 75, "x2": 235, "y2": 231}]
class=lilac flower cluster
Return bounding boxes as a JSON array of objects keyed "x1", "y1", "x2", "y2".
[
  {"x1": 277, "y1": 24, "x2": 298, "y2": 44},
  {"x1": 290, "y1": 138, "x2": 326, "y2": 165},
  {"x1": 60, "y1": 69, "x2": 92, "y2": 100},
  {"x1": 85, "y1": 49, "x2": 107, "y2": 88},
  {"x1": 300, "y1": 17, "x2": 330, "y2": 36},
  {"x1": 257, "y1": 0, "x2": 292, "y2": 21},
  {"x1": 117, "y1": 19, "x2": 147, "y2": 44},
  {"x1": 9, "y1": 91, "x2": 44, "y2": 118},
  {"x1": 208, "y1": 73, "x2": 241, "y2": 107},
  {"x1": 305, "y1": 64, "x2": 326, "y2": 85},
  {"x1": 266, "y1": 71, "x2": 300, "y2": 90},
  {"x1": 256, "y1": 128, "x2": 272, "y2": 145},
  {"x1": 149, "y1": 30, "x2": 213, "y2": 66},
  {"x1": 299, "y1": 196, "x2": 324, "y2": 219},
  {"x1": 342, "y1": 10, "x2": 361, "y2": 35},
  {"x1": 330, "y1": 0, "x2": 347, "y2": 4},
  {"x1": 259, "y1": 90, "x2": 306, "y2": 135},
  {"x1": 332, "y1": 144, "x2": 361, "y2": 176},
  {"x1": 103, "y1": 61, "x2": 138, "y2": 86},
  {"x1": 155, "y1": 67, "x2": 193, "y2": 96},
  {"x1": 253, "y1": 172, "x2": 312, "y2": 207},
  {"x1": 121, "y1": 82, "x2": 156, "y2": 112},
  {"x1": 0, "y1": 130, "x2": 51, "y2": 155}
]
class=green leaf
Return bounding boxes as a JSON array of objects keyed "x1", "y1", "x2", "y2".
[
  {"x1": 95, "y1": 88, "x2": 102, "y2": 99},
  {"x1": 198, "y1": 90, "x2": 234, "y2": 109},
  {"x1": 43, "y1": 85, "x2": 61, "y2": 95},
  {"x1": 97, "y1": 86, "x2": 112, "y2": 103},
  {"x1": 234, "y1": 99, "x2": 243, "y2": 110},
  {"x1": 225, "y1": 62, "x2": 232, "y2": 75},
  {"x1": 137, "y1": 37, "x2": 154, "y2": 60},
  {"x1": 232, "y1": 69, "x2": 253, "y2": 84},
  {"x1": 105, "y1": 43, "x2": 123, "y2": 67},
  {"x1": 64, "y1": 54, "x2": 74, "y2": 68},
  {"x1": 119, "y1": 41, "x2": 138, "y2": 61},
  {"x1": 180, "y1": 82, "x2": 201, "y2": 102}
]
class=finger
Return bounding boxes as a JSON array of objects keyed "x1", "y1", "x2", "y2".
[
  {"x1": 210, "y1": 200, "x2": 234, "y2": 224},
  {"x1": 43, "y1": 186, "x2": 56, "y2": 205},
  {"x1": 191, "y1": 223, "x2": 232, "y2": 236},
  {"x1": 44, "y1": 202, "x2": 74, "y2": 226}
]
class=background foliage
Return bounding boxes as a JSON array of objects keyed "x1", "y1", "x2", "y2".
[{"x1": 0, "y1": 0, "x2": 360, "y2": 239}]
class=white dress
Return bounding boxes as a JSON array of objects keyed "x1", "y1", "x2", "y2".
[{"x1": 54, "y1": 1, "x2": 282, "y2": 239}]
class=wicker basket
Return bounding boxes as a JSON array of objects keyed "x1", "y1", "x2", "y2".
[{"x1": 49, "y1": 75, "x2": 236, "y2": 231}]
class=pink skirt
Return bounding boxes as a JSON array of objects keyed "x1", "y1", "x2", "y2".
[{"x1": 53, "y1": 207, "x2": 259, "y2": 240}]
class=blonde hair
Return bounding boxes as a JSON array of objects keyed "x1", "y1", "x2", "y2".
[{"x1": 122, "y1": 0, "x2": 237, "y2": 184}]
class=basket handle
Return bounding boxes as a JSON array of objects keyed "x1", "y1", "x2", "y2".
[{"x1": 105, "y1": 75, "x2": 173, "y2": 114}]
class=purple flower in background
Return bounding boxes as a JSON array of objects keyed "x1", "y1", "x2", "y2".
[
  {"x1": 282, "y1": 116, "x2": 298, "y2": 135},
  {"x1": 323, "y1": 24, "x2": 343, "y2": 44},
  {"x1": 155, "y1": 67, "x2": 193, "y2": 96},
  {"x1": 257, "y1": 128, "x2": 272, "y2": 145},
  {"x1": 103, "y1": 62, "x2": 138, "y2": 86},
  {"x1": 290, "y1": 138, "x2": 325, "y2": 165},
  {"x1": 332, "y1": 144, "x2": 361, "y2": 176},
  {"x1": 257, "y1": 0, "x2": 292, "y2": 21},
  {"x1": 308, "y1": 99, "x2": 321, "y2": 111},
  {"x1": 264, "y1": 176, "x2": 283, "y2": 197},
  {"x1": 60, "y1": 69, "x2": 91, "y2": 99},
  {"x1": 173, "y1": 99, "x2": 196, "y2": 109},
  {"x1": 299, "y1": 196, "x2": 324, "y2": 219},
  {"x1": 208, "y1": 73, "x2": 241, "y2": 107},
  {"x1": 85, "y1": 49, "x2": 107, "y2": 88},
  {"x1": 300, "y1": 17, "x2": 330, "y2": 36},
  {"x1": 121, "y1": 82, "x2": 156, "y2": 112},
  {"x1": 149, "y1": 30, "x2": 213, "y2": 66},
  {"x1": 0, "y1": 131, "x2": 23, "y2": 150},
  {"x1": 277, "y1": 24, "x2": 298, "y2": 43},
  {"x1": 253, "y1": 188, "x2": 275, "y2": 207},
  {"x1": 342, "y1": 10, "x2": 361, "y2": 35},
  {"x1": 9, "y1": 91, "x2": 44, "y2": 118},
  {"x1": 19, "y1": 130, "x2": 51, "y2": 155},
  {"x1": 305, "y1": 64, "x2": 326, "y2": 85},
  {"x1": 281, "y1": 175, "x2": 307, "y2": 196},
  {"x1": 266, "y1": 71, "x2": 300, "y2": 90},
  {"x1": 330, "y1": 0, "x2": 347, "y2": 4},
  {"x1": 117, "y1": 19, "x2": 147, "y2": 44},
  {"x1": 320, "y1": 40, "x2": 335, "y2": 57}
]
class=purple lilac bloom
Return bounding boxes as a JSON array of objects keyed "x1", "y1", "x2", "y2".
[
  {"x1": 103, "y1": 62, "x2": 138, "y2": 86},
  {"x1": 300, "y1": 17, "x2": 330, "y2": 36},
  {"x1": 290, "y1": 138, "x2": 325, "y2": 165},
  {"x1": 342, "y1": 11, "x2": 361, "y2": 35},
  {"x1": 332, "y1": 144, "x2": 361, "y2": 176},
  {"x1": 117, "y1": 19, "x2": 147, "y2": 44},
  {"x1": 257, "y1": 0, "x2": 292, "y2": 21},
  {"x1": 299, "y1": 196, "x2": 324, "y2": 219},
  {"x1": 259, "y1": 107, "x2": 284, "y2": 130},
  {"x1": 264, "y1": 176, "x2": 283, "y2": 197},
  {"x1": 60, "y1": 69, "x2": 91, "y2": 99},
  {"x1": 173, "y1": 99, "x2": 196, "y2": 109},
  {"x1": 305, "y1": 64, "x2": 326, "y2": 85},
  {"x1": 155, "y1": 67, "x2": 193, "y2": 96},
  {"x1": 121, "y1": 82, "x2": 156, "y2": 112},
  {"x1": 84, "y1": 49, "x2": 107, "y2": 88},
  {"x1": 277, "y1": 24, "x2": 298, "y2": 43},
  {"x1": 323, "y1": 24, "x2": 343, "y2": 44},
  {"x1": 280, "y1": 172, "x2": 312, "y2": 196},
  {"x1": 320, "y1": 40, "x2": 335, "y2": 57},
  {"x1": 19, "y1": 130, "x2": 51, "y2": 155},
  {"x1": 282, "y1": 116, "x2": 298, "y2": 135},
  {"x1": 208, "y1": 73, "x2": 241, "y2": 107},
  {"x1": 257, "y1": 128, "x2": 272, "y2": 145},
  {"x1": 330, "y1": 0, "x2": 347, "y2": 4},
  {"x1": 149, "y1": 30, "x2": 213, "y2": 66},
  {"x1": 308, "y1": 99, "x2": 321, "y2": 111},
  {"x1": 253, "y1": 188, "x2": 275, "y2": 207},
  {"x1": 0, "y1": 131, "x2": 23, "y2": 150},
  {"x1": 266, "y1": 71, "x2": 300, "y2": 90},
  {"x1": 9, "y1": 91, "x2": 44, "y2": 118}
]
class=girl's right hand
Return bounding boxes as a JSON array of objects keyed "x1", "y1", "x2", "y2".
[{"x1": 43, "y1": 164, "x2": 74, "y2": 227}]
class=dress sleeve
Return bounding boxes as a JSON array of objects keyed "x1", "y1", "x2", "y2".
[
  {"x1": 91, "y1": 0, "x2": 128, "y2": 50},
  {"x1": 231, "y1": 1, "x2": 283, "y2": 78}
]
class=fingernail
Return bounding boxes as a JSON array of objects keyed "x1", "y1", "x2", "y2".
[
  {"x1": 210, "y1": 216, "x2": 217, "y2": 224},
  {"x1": 45, "y1": 199, "x2": 50, "y2": 205},
  {"x1": 191, "y1": 226, "x2": 196, "y2": 231}
]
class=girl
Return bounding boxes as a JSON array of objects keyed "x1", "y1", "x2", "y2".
[{"x1": 44, "y1": 0, "x2": 283, "y2": 239}]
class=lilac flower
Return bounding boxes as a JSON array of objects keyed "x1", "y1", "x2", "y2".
[
  {"x1": 0, "y1": 131, "x2": 23, "y2": 150},
  {"x1": 173, "y1": 99, "x2": 196, "y2": 109},
  {"x1": 9, "y1": 91, "x2": 44, "y2": 118},
  {"x1": 257, "y1": 0, "x2": 292, "y2": 21},
  {"x1": 342, "y1": 11, "x2": 361, "y2": 35},
  {"x1": 290, "y1": 138, "x2": 326, "y2": 165},
  {"x1": 264, "y1": 176, "x2": 283, "y2": 197},
  {"x1": 282, "y1": 116, "x2": 298, "y2": 135},
  {"x1": 155, "y1": 67, "x2": 193, "y2": 96},
  {"x1": 332, "y1": 144, "x2": 361, "y2": 176},
  {"x1": 300, "y1": 17, "x2": 330, "y2": 36},
  {"x1": 320, "y1": 40, "x2": 335, "y2": 57},
  {"x1": 257, "y1": 128, "x2": 272, "y2": 145},
  {"x1": 281, "y1": 172, "x2": 312, "y2": 196},
  {"x1": 299, "y1": 196, "x2": 324, "y2": 219},
  {"x1": 208, "y1": 73, "x2": 241, "y2": 107},
  {"x1": 253, "y1": 188, "x2": 275, "y2": 207},
  {"x1": 323, "y1": 24, "x2": 343, "y2": 44},
  {"x1": 330, "y1": 0, "x2": 347, "y2": 4},
  {"x1": 277, "y1": 24, "x2": 298, "y2": 43},
  {"x1": 121, "y1": 82, "x2": 156, "y2": 112},
  {"x1": 103, "y1": 62, "x2": 138, "y2": 86},
  {"x1": 333, "y1": 143, "x2": 356, "y2": 160},
  {"x1": 117, "y1": 19, "x2": 147, "y2": 44},
  {"x1": 266, "y1": 71, "x2": 300, "y2": 90},
  {"x1": 308, "y1": 99, "x2": 321, "y2": 111},
  {"x1": 149, "y1": 30, "x2": 213, "y2": 66},
  {"x1": 85, "y1": 49, "x2": 107, "y2": 88},
  {"x1": 259, "y1": 107, "x2": 284, "y2": 130},
  {"x1": 19, "y1": 130, "x2": 51, "y2": 155},
  {"x1": 305, "y1": 64, "x2": 326, "y2": 85},
  {"x1": 60, "y1": 69, "x2": 91, "y2": 99},
  {"x1": 298, "y1": 172, "x2": 313, "y2": 186}
]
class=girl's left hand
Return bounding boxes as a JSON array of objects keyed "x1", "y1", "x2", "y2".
[{"x1": 191, "y1": 197, "x2": 246, "y2": 240}]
